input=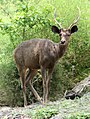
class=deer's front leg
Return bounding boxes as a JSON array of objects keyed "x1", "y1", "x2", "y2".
[
  {"x1": 41, "y1": 66, "x2": 47, "y2": 103},
  {"x1": 45, "y1": 68, "x2": 54, "y2": 103}
]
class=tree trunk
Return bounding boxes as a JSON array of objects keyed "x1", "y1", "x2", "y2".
[{"x1": 64, "y1": 76, "x2": 90, "y2": 99}]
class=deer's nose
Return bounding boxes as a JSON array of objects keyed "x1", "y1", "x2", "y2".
[{"x1": 60, "y1": 40, "x2": 65, "y2": 44}]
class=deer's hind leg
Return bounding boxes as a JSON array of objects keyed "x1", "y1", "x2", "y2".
[
  {"x1": 26, "y1": 69, "x2": 43, "y2": 104},
  {"x1": 18, "y1": 66, "x2": 27, "y2": 106}
]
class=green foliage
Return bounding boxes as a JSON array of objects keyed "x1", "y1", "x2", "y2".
[
  {"x1": 65, "y1": 113, "x2": 90, "y2": 119},
  {"x1": 29, "y1": 106, "x2": 58, "y2": 119},
  {"x1": 0, "y1": 61, "x2": 23, "y2": 106},
  {"x1": 0, "y1": 0, "x2": 90, "y2": 106},
  {"x1": 0, "y1": 0, "x2": 53, "y2": 46}
]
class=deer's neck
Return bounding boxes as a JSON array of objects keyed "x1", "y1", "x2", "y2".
[{"x1": 55, "y1": 42, "x2": 69, "y2": 59}]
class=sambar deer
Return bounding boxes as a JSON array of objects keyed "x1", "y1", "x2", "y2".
[{"x1": 13, "y1": 7, "x2": 80, "y2": 106}]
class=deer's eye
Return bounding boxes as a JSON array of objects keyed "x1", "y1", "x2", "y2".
[{"x1": 59, "y1": 33, "x2": 62, "y2": 36}]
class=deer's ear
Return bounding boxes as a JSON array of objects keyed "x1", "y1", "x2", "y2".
[
  {"x1": 71, "y1": 25, "x2": 78, "y2": 34},
  {"x1": 51, "y1": 26, "x2": 60, "y2": 34}
]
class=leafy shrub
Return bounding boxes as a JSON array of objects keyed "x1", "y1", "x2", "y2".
[
  {"x1": 29, "y1": 106, "x2": 58, "y2": 119},
  {"x1": 0, "y1": 60, "x2": 24, "y2": 106},
  {"x1": 0, "y1": 0, "x2": 90, "y2": 106},
  {"x1": 65, "y1": 113, "x2": 90, "y2": 119}
]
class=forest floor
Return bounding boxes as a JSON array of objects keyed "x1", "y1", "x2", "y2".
[{"x1": 0, "y1": 92, "x2": 90, "y2": 119}]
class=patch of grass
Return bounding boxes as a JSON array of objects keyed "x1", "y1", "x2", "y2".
[
  {"x1": 65, "y1": 113, "x2": 90, "y2": 119},
  {"x1": 29, "y1": 107, "x2": 58, "y2": 119}
]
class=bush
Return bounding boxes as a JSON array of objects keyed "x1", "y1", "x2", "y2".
[
  {"x1": 0, "y1": 0, "x2": 90, "y2": 106},
  {"x1": 66, "y1": 113, "x2": 90, "y2": 119}
]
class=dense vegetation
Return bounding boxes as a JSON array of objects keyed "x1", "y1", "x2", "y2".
[{"x1": 0, "y1": 0, "x2": 90, "y2": 107}]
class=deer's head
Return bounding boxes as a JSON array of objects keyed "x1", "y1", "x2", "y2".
[{"x1": 52, "y1": 7, "x2": 80, "y2": 45}]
